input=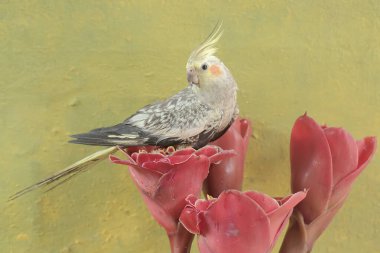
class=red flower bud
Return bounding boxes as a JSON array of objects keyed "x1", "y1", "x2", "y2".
[
  {"x1": 280, "y1": 114, "x2": 377, "y2": 253},
  {"x1": 204, "y1": 118, "x2": 252, "y2": 197}
]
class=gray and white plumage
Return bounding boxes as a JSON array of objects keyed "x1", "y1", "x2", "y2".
[
  {"x1": 70, "y1": 77, "x2": 237, "y2": 149},
  {"x1": 9, "y1": 22, "x2": 238, "y2": 200}
]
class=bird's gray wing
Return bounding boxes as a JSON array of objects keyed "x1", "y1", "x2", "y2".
[
  {"x1": 125, "y1": 87, "x2": 223, "y2": 147},
  {"x1": 69, "y1": 123, "x2": 155, "y2": 146},
  {"x1": 70, "y1": 87, "x2": 221, "y2": 148}
]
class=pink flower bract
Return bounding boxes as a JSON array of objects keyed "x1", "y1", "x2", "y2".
[
  {"x1": 204, "y1": 118, "x2": 252, "y2": 197},
  {"x1": 290, "y1": 114, "x2": 376, "y2": 224},
  {"x1": 110, "y1": 145, "x2": 235, "y2": 234},
  {"x1": 280, "y1": 114, "x2": 377, "y2": 253},
  {"x1": 180, "y1": 190, "x2": 306, "y2": 253}
]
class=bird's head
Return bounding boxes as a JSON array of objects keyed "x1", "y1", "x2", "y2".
[{"x1": 186, "y1": 22, "x2": 233, "y2": 89}]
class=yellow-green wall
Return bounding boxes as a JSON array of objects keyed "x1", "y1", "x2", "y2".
[{"x1": 1, "y1": 1, "x2": 379, "y2": 252}]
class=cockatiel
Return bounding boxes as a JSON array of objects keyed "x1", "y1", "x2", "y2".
[{"x1": 10, "y1": 22, "x2": 238, "y2": 200}]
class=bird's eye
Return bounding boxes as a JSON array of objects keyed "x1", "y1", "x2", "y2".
[{"x1": 201, "y1": 64, "x2": 208, "y2": 70}]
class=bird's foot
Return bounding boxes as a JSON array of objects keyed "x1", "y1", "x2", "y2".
[
  {"x1": 155, "y1": 146, "x2": 176, "y2": 155},
  {"x1": 165, "y1": 146, "x2": 176, "y2": 154},
  {"x1": 139, "y1": 146, "x2": 176, "y2": 155}
]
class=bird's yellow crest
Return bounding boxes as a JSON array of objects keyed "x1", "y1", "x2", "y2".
[{"x1": 187, "y1": 21, "x2": 223, "y2": 68}]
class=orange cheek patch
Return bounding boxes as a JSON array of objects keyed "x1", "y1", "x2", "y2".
[{"x1": 209, "y1": 65, "x2": 222, "y2": 76}]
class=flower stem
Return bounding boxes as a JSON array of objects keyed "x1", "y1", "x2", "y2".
[
  {"x1": 279, "y1": 211, "x2": 313, "y2": 253},
  {"x1": 168, "y1": 223, "x2": 194, "y2": 253}
]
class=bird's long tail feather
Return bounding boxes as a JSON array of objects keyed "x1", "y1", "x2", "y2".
[{"x1": 9, "y1": 146, "x2": 118, "y2": 201}]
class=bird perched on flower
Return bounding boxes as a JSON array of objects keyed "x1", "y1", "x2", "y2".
[{"x1": 10, "y1": 22, "x2": 238, "y2": 200}]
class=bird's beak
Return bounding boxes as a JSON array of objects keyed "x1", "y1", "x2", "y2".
[{"x1": 187, "y1": 68, "x2": 199, "y2": 85}]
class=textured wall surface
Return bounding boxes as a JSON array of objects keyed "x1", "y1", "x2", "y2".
[{"x1": 1, "y1": 1, "x2": 380, "y2": 252}]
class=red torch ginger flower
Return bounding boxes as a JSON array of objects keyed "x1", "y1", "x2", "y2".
[
  {"x1": 180, "y1": 190, "x2": 306, "y2": 253},
  {"x1": 204, "y1": 118, "x2": 252, "y2": 197},
  {"x1": 110, "y1": 145, "x2": 235, "y2": 253},
  {"x1": 280, "y1": 114, "x2": 377, "y2": 253}
]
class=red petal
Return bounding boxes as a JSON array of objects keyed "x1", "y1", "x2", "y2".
[
  {"x1": 331, "y1": 136, "x2": 377, "y2": 205},
  {"x1": 142, "y1": 155, "x2": 193, "y2": 174},
  {"x1": 290, "y1": 115, "x2": 333, "y2": 224},
  {"x1": 323, "y1": 127, "x2": 358, "y2": 187},
  {"x1": 195, "y1": 199, "x2": 215, "y2": 211},
  {"x1": 180, "y1": 195, "x2": 212, "y2": 235},
  {"x1": 195, "y1": 146, "x2": 219, "y2": 158},
  {"x1": 140, "y1": 161, "x2": 171, "y2": 174},
  {"x1": 135, "y1": 153, "x2": 165, "y2": 167},
  {"x1": 207, "y1": 149, "x2": 237, "y2": 164},
  {"x1": 268, "y1": 191, "x2": 307, "y2": 244},
  {"x1": 110, "y1": 154, "x2": 164, "y2": 194},
  {"x1": 356, "y1": 137, "x2": 377, "y2": 171},
  {"x1": 185, "y1": 194, "x2": 198, "y2": 206},
  {"x1": 172, "y1": 148, "x2": 196, "y2": 156},
  {"x1": 198, "y1": 190, "x2": 271, "y2": 253},
  {"x1": 127, "y1": 165, "x2": 163, "y2": 196},
  {"x1": 165, "y1": 154, "x2": 193, "y2": 165},
  {"x1": 244, "y1": 191, "x2": 279, "y2": 214},
  {"x1": 180, "y1": 205, "x2": 200, "y2": 234},
  {"x1": 131, "y1": 152, "x2": 139, "y2": 161}
]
